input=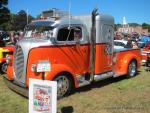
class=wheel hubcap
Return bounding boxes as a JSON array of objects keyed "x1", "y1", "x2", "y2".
[
  {"x1": 55, "y1": 76, "x2": 69, "y2": 97},
  {"x1": 129, "y1": 62, "x2": 136, "y2": 76}
]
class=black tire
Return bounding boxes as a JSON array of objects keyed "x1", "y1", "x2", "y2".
[
  {"x1": 0, "y1": 62, "x2": 7, "y2": 74},
  {"x1": 1, "y1": 62, "x2": 7, "y2": 74},
  {"x1": 54, "y1": 74, "x2": 73, "y2": 99},
  {"x1": 127, "y1": 60, "x2": 137, "y2": 78}
]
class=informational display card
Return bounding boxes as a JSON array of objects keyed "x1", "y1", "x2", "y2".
[{"x1": 29, "y1": 78, "x2": 57, "y2": 113}]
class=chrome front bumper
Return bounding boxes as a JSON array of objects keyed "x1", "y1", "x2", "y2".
[{"x1": 3, "y1": 75, "x2": 28, "y2": 97}]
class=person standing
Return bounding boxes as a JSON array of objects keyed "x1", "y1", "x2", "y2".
[{"x1": 125, "y1": 37, "x2": 133, "y2": 48}]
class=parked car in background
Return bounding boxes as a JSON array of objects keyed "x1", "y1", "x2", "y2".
[
  {"x1": 0, "y1": 40, "x2": 5, "y2": 47},
  {"x1": 0, "y1": 31, "x2": 14, "y2": 73},
  {"x1": 0, "y1": 46, "x2": 14, "y2": 73},
  {"x1": 141, "y1": 41, "x2": 150, "y2": 64},
  {"x1": 139, "y1": 36, "x2": 150, "y2": 47},
  {"x1": 114, "y1": 40, "x2": 127, "y2": 49},
  {"x1": 137, "y1": 41, "x2": 145, "y2": 48},
  {"x1": 146, "y1": 53, "x2": 150, "y2": 69},
  {"x1": 0, "y1": 31, "x2": 11, "y2": 46},
  {"x1": 140, "y1": 36, "x2": 150, "y2": 43}
]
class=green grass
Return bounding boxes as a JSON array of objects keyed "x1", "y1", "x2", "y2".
[
  {"x1": 0, "y1": 77, "x2": 28, "y2": 113},
  {"x1": 0, "y1": 67, "x2": 150, "y2": 113}
]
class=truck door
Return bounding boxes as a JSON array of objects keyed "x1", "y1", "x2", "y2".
[
  {"x1": 102, "y1": 25, "x2": 114, "y2": 71},
  {"x1": 56, "y1": 25, "x2": 89, "y2": 75},
  {"x1": 95, "y1": 24, "x2": 114, "y2": 74}
]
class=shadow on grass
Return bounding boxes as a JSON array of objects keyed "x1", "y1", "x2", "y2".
[
  {"x1": 73, "y1": 73, "x2": 140, "y2": 94},
  {"x1": 60, "y1": 106, "x2": 74, "y2": 113}
]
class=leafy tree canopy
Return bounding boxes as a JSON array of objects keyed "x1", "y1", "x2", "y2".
[
  {"x1": 142, "y1": 23, "x2": 150, "y2": 32},
  {"x1": 12, "y1": 10, "x2": 34, "y2": 31},
  {"x1": 0, "y1": 0, "x2": 10, "y2": 30}
]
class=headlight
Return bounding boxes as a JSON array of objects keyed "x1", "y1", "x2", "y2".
[{"x1": 31, "y1": 60, "x2": 51, "y2": 72}]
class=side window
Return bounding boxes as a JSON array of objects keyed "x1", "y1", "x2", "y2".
[
  {"x1": 57, "y1": 26, "x2": 82, "y2": 41},
  {"x1": 101, "y1": 25, "x2": 113, "y2": 43}
]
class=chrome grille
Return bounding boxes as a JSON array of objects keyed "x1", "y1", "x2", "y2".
[{"x1": 14, "y1": 45, "x2": 24, "y2": 79}]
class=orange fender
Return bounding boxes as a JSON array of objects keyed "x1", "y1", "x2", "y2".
[
  {"x1": 114, "y1": 50, "x2": 141, "y2": 76},
  {"x1": 45, "y1": 64, "x2": 78, "y2": 88},
  {"x1": 26, "y1": 64, "x2": 78, "y2": 88}
]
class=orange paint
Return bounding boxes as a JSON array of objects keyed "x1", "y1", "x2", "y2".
[
  {"x1": 114, "y1": 49, "x2": 141, "y2": 77},
  {"x1": 95, "y1": 43, "x2": 113, "y2": 74},
  {"x1": 26, "y1": 44, "x2": 90, "y2": 87},
  {"x1": 6, "y1": 44, "x2": 141, "y2": 88}
]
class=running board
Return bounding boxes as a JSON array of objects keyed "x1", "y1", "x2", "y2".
[
  {"x1": 94, "y1": 71, "x2": 114, "y2": 82},
  {"x1": 76, "y1": 71, "x2": 114, "y2": 87}
]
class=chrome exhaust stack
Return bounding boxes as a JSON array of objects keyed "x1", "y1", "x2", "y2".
[
  {"x1": 89, "y1": 9, "x2": 98, "y2": 82},
  {"x1": 76, "y1": 9, "x2": 99, "y2": 87}
]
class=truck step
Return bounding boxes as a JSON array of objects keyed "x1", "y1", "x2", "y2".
[
  {"x1": 78, "y1": 80, "x2": 91, "y2": 87},
  {"x1": 76, "y1": 75, "x2": 91, "y2": 87},
  {"x1": 94, "y1": 71, "x2": 114, "y2": 82}
]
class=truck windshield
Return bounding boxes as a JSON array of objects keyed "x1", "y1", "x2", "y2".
[{"x1": 24, "y1": 21, "x2": 54, "y2": 38}]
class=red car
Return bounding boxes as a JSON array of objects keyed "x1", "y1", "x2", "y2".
[{"x1": 142, "y1": 42, "x2": 150, "y2": 63}]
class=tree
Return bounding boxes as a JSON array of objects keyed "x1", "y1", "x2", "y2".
[
  {"x1": 36, "y1": 14, "x2": 42, "y2": 19},
  {"x1": 142, "y1": 23, "x2": 150, "y2": 32},
  {"x1": 129, "y1": 23, "x2": 140, "y2": 27},
  {"x1": 0, "y1": 0, "x2": 10, "y2": 30},
  {"x1": 114, "y1": 24, "x2": 122, "y2": 31},
  {"x1": 12, "y1": 10, "x2": 34, "y2": 31}
]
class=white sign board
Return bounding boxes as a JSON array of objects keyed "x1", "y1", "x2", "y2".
[
  {"x1": 29, "y1": 78, "x2": 57, "y2": 113},
  {"x1": 36, "y1": 61, "x2": 51, "y2": 72}
]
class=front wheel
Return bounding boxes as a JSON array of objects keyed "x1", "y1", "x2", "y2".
[
  {"x1": 0, "y1": 62, "x2": 7, "y2": 74},
  {"x1": 2, "y1": 62, "x2": 7, "y2": 73},
  {"x1": 54, "y1": 74, "x2": 72, "y2": 99},
  {"x1": 127, "y1": 60, "x2": 137, "y2": 78}
]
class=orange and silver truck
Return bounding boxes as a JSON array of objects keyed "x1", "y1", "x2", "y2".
[{"x1": 3, "y1": 10, "x2": 141, "y2": 98}]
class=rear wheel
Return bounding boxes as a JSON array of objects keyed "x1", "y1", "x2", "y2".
[
  {"x1": 54, "y1": 74, "x2": 72, "y2": 99},
  {"x1": 127, "y1": 60, "x2": 137, "y2": 78}
]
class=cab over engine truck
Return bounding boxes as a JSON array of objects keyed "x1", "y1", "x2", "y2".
[{"x1": 3, "y1": 10, "x2": 141, "y2": 98}]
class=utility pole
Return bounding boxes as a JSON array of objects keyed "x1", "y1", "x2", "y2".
[
  {"x1": 68, "y1": 0, "x2": 71, "y2": 28},
  {"x1": 27, "y1": 9, "x2": 28, "y2": 25}
]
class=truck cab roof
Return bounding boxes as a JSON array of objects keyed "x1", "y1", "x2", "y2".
[{"x1": 30, "y1": 13, "x2": 114, "y2": 28}]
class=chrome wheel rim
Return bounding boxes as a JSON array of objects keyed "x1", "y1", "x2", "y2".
[
  {"x1": 128, "y1": 62, "x2": 136, "y2": 77},
  {"x1": 55, "y1": 76, "x2": 69, "y2": 98}
]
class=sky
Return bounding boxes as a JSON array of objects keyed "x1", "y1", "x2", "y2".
[{"x1": 8, "y1": 0, "x2": 150, "y2": 24}]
